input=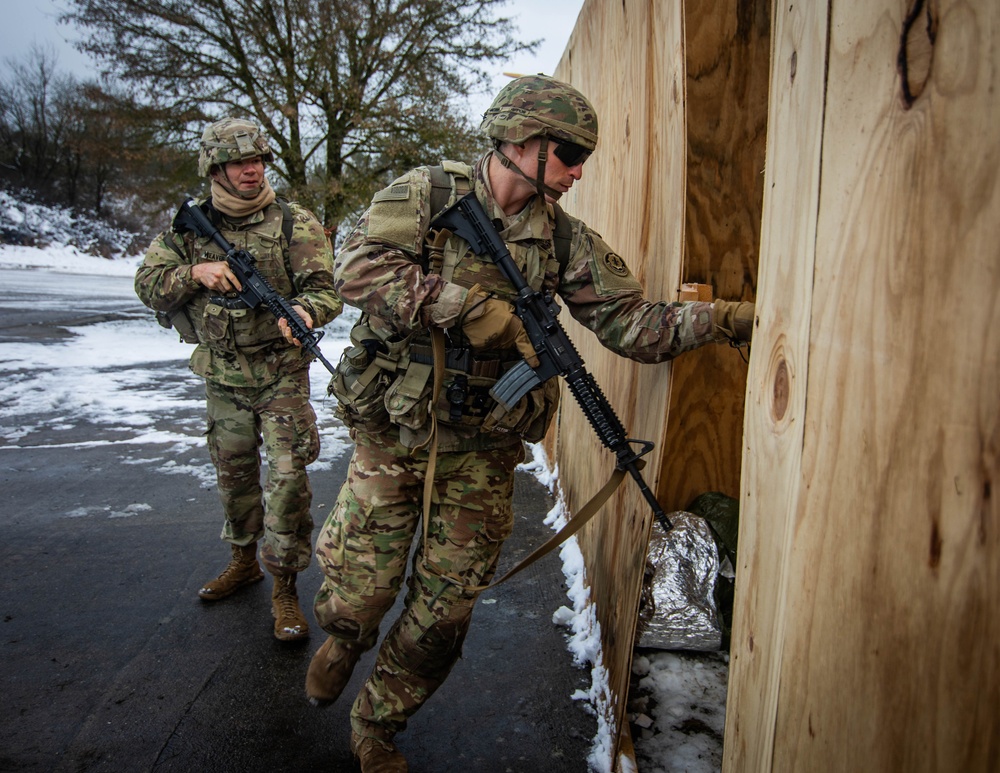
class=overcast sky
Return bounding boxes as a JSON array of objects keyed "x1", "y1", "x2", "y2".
[{"x1": 2, "y1": 0, "x2": 585, "y2": 119}]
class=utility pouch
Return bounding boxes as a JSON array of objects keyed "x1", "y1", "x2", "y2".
[
  {"x1": 384, "y1": 361, "x2": 433, "y2": 431},
  {"x1": 155, "y1": 306, "x2": 200, "y2": 345},
  {"x1": 328, "y1": 344, "x2": 391, "y2": 433},
  {"x1": 202, "y1": 302, "x2": 231, "y2": 344}
]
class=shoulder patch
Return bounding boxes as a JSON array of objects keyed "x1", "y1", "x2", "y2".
[
  {"x1": 590, "y1": 241, "x2": 643, "y2": 296},
  {"x1": 372, "y1": 184, "x2": 411, "y2": 203},
  {"x1": 603, "y1": 252, "x2": 630, "y2": 277}
]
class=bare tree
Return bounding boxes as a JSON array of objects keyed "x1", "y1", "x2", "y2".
[
  {"x1": 0, "y1": 47, "x2": 78, "y2": 198},
  {"x1": 63, "y1": 0, "x2": 536, "y2": 236},
  {"x1": 0, "y1": 47, "x2": 195, "y2": 227},
  {"x1": 65, "y1": 83, "x2": 201, "y2": 221}
]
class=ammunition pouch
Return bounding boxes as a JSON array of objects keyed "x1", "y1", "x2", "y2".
[
  {"x1": 197, "y1": 297, "x2": 281, "y2": 352},
  {"x1": 201, "y1": 301, "x2": 233, "y2": 345},
  {"x1": 328, "y1": 343, "x2": 394, "y2": 433},
  {"x1": 328, "y1": 317, "x2": 559, "y2": 442}
]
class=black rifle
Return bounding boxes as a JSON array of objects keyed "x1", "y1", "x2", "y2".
[
  {"x1": 432, "y1": 193, "x2": 672, "y2": 532},
  {"x1": 173, "y1": 199, "x2": 336, "y2": 375}
]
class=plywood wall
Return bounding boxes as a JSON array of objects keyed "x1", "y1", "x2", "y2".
[
  {"x1": 555, "y1": 1, "x2": 688, "y2": 751},
  {"x1": 659, "y1": 0, "x2": 769, "y2": 510},
  {"x1": 725, "y1": 1, "x2": 1000, "y2": 771},
  {"x1": 553, "y1": 0, "x2": 767, "y2": 764}
]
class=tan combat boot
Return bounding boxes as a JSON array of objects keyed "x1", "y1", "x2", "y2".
[
  {"x1": 198, "y1": 542, "x2": 264, "y2": 601},
  {"x1": 350, "y1": 731, "x2": 408, "y2": 773},
  {"x1": 305, "y1": 635, "x2": 364, "y2": 706},
  {"x1": 271, "y1": 572, "x2": 309, "y2": 641}
]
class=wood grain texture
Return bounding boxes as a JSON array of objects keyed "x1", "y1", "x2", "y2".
[
  {"x1": 555, "y1": 0, "x2": 687, "y2": 762},
  {"x1": 722, "y1": 1, "x2": 826, "y2": 768},
  {"x1": 552, "y1": 1, "x2": 768, "y2": 767},
  {"x1": 658, "y1": 0, "x2": 768, "y2": 512},
  {"x1": 726, "y1": 1, "x2": 1000, "y2": 771}
]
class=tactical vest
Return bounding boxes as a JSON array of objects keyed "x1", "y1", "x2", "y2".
[
  {"x1": 162, "y1": 199, "x2": 297, "y2": 357},
  {"x1": 425, "y1": 163, "x2": 573, "y2": 277},
  {"x1": 330, "y1": 163, "x2": 569, "y2": 451}
]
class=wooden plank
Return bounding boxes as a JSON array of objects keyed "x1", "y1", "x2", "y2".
[
  {"x1": 776, "y1": 0, "x2": 1000, "y2": 768},
  {"x1": 554, "y1": 1, "x2": 771, "y2": 767},
  {"x1": 722, "y1": 0, "x2": 827, "y2": 768},
  {"x1": 556, "y1": 0, "x2": 687, "y2": 763},
  {"x1": 657, "y1": 0, "x2": 769, "y2": 512},
  {"x1": 678, "y1": 282, "x2": 714, "y2": 302},
  {"x1": 727, "y1": 0, "x2": 1000, "y2": 770}
]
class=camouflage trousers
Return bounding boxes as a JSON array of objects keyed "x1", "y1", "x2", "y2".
[
  {"x1": 313, "y1": 430, "x2": 525, "y2": 739},
  {"x1": 204, "y1": 368, "x2": 320, "y2": 574}
]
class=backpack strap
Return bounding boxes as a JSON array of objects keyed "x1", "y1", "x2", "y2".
[
  {"x1": 275, "y1": 196, "x2": 295, "y2": 282},
  {"x1": 551, "y1": 202, "x2": 572, "y2": 277},
  {"x1": 276, "y1": 197, "x2": 294, "y2": 250},
  {"x1": 428, "y1": 162, "x2": 472, "y2": 217},
  {"x1": 427, "y1": 163, "x2": 472, "y2": 279},
  {"x1": 165, "y1": 232, "x2": 188, "y2": 261},
  {"x1": 428, "y1": 164, "x2": 451, "y2": 218}
]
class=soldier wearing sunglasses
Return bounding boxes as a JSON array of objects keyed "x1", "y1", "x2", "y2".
[{"x1": 306, "y1": 74, "x2": 754, "y2": 772}]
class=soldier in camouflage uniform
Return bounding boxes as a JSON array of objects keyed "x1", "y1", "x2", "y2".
[
  {"x1": 306, "y1": 75, "x2": 754, "y2": 771},
  {"x1": 135, "y1": 118, "x2": 341, "y2": 642}
]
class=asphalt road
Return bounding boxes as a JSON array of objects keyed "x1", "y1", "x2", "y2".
[{"x1": 0, "y1": 268, "x2": 595, "y2": 772}]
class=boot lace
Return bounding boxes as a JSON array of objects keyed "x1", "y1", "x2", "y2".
[{"x1": 273, "y1": 577, "x2": 302, "y2": 621}]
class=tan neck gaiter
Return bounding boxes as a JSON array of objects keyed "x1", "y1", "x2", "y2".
[{"x1": 211, "y1": 176, "x2": 276, "y2": 219}]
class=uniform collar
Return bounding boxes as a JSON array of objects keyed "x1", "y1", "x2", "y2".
[{"x1": 475, "y1": 153, "x2": 554, "y2": 243}]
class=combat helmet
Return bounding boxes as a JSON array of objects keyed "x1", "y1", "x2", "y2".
[
  {"x1": 480, "y1": 74, "x2": 598, "y2": 152},
  {"x1": 198, "y1": 118, "x2": 274, "y2": 177}
]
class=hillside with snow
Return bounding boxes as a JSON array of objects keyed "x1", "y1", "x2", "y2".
[{"x1": 0, "y1": 189, "x2": 144, "y2": 263}]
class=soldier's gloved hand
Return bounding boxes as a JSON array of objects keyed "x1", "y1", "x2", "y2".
[
  {"x1": 460, "y1": 286, "x2": 540, "y2": 368},
  {"x1": 712, "y1": 299, "x2": 755, "y2": 344}
]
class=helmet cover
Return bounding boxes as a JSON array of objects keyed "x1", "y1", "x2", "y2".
[
  {"x1": 198, "y1": 118, "x2": 274, "y2": 177},
  {"x1": 480, "y1": 74, "x2": 598, "y2": 152}
]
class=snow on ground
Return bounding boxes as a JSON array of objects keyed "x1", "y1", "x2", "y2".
[
  {"x1": 524, "y1": 445, "x2": 728, "y2": 773},
  {"x1": 0, "y1": 241, "x2": 355, "y2": 492},
  {"x1": 0, "y1": 202, "x2": 728, "y2": 772}
]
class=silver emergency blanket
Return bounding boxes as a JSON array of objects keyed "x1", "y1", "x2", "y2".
[{"x1": 636, "y1": 511, "x2": 722, "y2": 651}]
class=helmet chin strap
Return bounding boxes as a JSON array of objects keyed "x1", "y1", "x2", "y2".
[{"x1": 494, "y1": 138, "x2": 564, "y2": 201}]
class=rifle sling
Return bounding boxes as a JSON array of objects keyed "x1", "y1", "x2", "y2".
[
  {"x1": 418, "y1": 328, "x2": 447, "y2": 584},
  {"x1": 426, "y1": 461, "x2": 631, "y2": 605}
]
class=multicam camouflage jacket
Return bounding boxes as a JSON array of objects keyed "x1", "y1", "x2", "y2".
[
  {"x1": 136, "y1": 198, "x2": 341, "y2": 388},
  {"x1": 331, "y1": 153, "x2": 717, "y2": 452}
]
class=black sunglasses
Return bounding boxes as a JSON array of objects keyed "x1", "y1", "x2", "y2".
[{"x1": 550, "y1": 138, "x2": 591, "y2": 167}]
